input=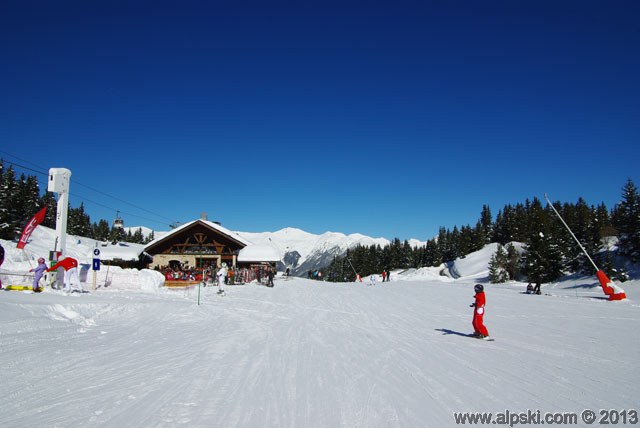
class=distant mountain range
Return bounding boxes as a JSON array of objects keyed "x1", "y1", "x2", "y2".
[
  {"x1": 126, "y1": 226, "x2": 427, "y2": 276},
  {"x1": 236, "y1": 228, "x2": 427, "y2": 275}
]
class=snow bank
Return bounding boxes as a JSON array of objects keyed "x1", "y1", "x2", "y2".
[
  {"x1": 392, "y1": 242, "x2": 526, "y2": 283},
  {"x1": 1, "y1": 228, "x2": 164, "y2": 293}
]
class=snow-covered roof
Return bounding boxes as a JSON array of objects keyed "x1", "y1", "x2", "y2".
[
  {"x1": 238, "y1": 245, "x2": 281, "y2": 263},
  {"x1": 144, "y1": 219, "x2": 252, "y2": 250},
  {"x1": 98, "y1": 242, "x2": 146, "y2": 261}
]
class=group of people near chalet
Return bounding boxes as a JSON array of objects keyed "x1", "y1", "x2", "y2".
[{"x1": 160, "y1": 264, "x2": 276, "y2": 289}]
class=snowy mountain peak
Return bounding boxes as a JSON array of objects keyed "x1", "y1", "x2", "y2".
[{"x1": 236, "y1": 228, "x2": 406, "y2": 274}]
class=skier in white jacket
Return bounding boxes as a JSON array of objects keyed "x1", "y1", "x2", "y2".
[{"x1": 217, "y1": 263, "x2": 228, "y2": 294}]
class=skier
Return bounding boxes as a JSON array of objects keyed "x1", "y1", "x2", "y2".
[
  {"x1": 369, "y1": 274, "x2": 377, "y2": 286},
  {"x1": 217, "y1": 263, "x2": 228, "y2": 294},
  {"x1": 29, "y1": 257, "x2": 48, "y2": 292},
  {"x1": 47, "y1": 255, "x2": 85, "y2": 293},
  {"x1": 533, "y1": 282, "x2": 541, "y2": 295},
  {"x1": 0, "y1": 243, "x2": 4, "y2": 289},
  {"x1": 381, "y1": 270, "x2": 387, "y2": 282},
  {"x1": 471, "y1": 283, "x2": 489, "y2": 338},
  {"x1": 266, "y1": 267, "x2": 274, "y2": 287},
  {"x1": 526, "y1": 283, "x2": 534, "y2": 294}
]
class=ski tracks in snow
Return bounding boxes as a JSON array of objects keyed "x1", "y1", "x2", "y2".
[{"x1": 2, "y1": 279, "x2": 640, "y2": 427}]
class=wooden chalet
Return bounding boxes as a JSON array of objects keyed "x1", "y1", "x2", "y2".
[{"x1": 144, "y1": 218, "x2": 251, "y2": 270}]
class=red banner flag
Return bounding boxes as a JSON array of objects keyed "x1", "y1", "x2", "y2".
[{"x1": 17, "y1": 206, "x2": 47, "y2": 249}]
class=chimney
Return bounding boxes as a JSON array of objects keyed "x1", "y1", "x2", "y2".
[{"x1": 201, "y1": 212, "x2": 208, "y2": 221}]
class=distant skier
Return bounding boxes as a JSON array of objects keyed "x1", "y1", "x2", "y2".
[
  {"x1": 266, "y1": 267, "x2": 275, "y2": 287},
  {"x1": 526, "y1": 282, "x2": 541, "y2": 295},
  {"x1": 369, "y1": 274, "x2": 377, "y2": 286},
  {"x1": 47, "y1": 255, "x2": 84, "y2": 293},
  {"x1": 471, "y1": 284, "x2": 489, "y2": 338},
  {"x1": 217, "y1": 263, "x2": 228, "y2": 294},
  {"x1": 29, "y1": 257, "x2": 47, "y2": 292}
]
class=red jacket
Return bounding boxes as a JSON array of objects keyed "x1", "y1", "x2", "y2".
[
  {"x1": 47, "y1": 257, "x2": 78, "y2": 272},
  {"x1": 474, "y1": 292, "x2": 486, "y2": 310}
]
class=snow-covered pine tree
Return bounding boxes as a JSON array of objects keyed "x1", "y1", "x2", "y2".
[
  {"x1": 0, "y1": 166, "x2": 19, "y2": 239},
  {"x1": 613, "y1": 179, "x2": 640, "y2": 262},
  {"x1": 68, "y1": 203, "x2": 93, "y2": 237},
  {"x1": 489, "y1": 244, "x2": 510, "y2": 283},
  {"x1": 19, "y1": 175, "x2": 41, "y2": 222},
  {"x1": 40, "y1": 191, "x2": 57, "y2": 228},
  {"x1": 93, "y1": 219, "x2": 110, "y2": 241},
  {"x1": 479, "y1": 204, "x2": 493, "y2": 244},
  {"x1": 109, "y1": 225, "x2": 126, "y2": 244},
  {"x1": 0, "y1": 160, "x2": 8, "y2": 239},
  {"x1": 505, "y1": 243, "x2": 521, "y2": 281},
  {"x1": 521, "y1": 198, "x2": 564, "y2": 284}
]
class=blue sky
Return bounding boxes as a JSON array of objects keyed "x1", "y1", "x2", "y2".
[{"x1": 1, "y1": 1, "x2": 639, "y2": 240}]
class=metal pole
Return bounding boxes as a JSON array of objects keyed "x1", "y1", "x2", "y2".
[
  {"x1": 544, "y1": 193, "x2": 599, "y2": 272},
  {"x1": 197, "y1": 252, "x2": 202, "y2": 305},
  {"x1": 104, "y1": 263, "x2": 110, "y2": 287},
  {"x1": 346, "y1": 257, "x2": 358, "y2": 276}
]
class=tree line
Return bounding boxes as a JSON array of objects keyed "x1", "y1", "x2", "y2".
[
  {"x1": 324, "y1": 179, "x2": 640, "y2": 284},
  {"x1": 0, "y1": 160, "x2": 154, "y2": 244}
]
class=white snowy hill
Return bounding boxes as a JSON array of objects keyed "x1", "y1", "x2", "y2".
[
  {"x1": 1, "y1": 228, "x2": 639, "y2": 427},
  {"x1": 237, "y1": 227, "x2": 398, "y2": 275}
]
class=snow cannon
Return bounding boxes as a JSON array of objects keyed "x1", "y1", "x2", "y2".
[
  {"x1": 545, "y1": 193, "x2": 627, "y2": 302},
  {"x1": 596, "y1": 270, "x2": 627, "y2": 301}
]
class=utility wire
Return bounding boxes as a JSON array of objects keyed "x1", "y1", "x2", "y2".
[{"x1": 0, "y1": 150, "x2": 179, "y2": 228}]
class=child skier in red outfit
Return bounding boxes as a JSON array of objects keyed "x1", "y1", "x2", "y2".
[{"x1": 471, "y1": 284, "x2": 489, "y2": 338}]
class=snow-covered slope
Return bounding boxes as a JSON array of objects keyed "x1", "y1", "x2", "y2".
[
  {"x1": 1, "y1": 274, "x2": 638, "y2": 427},
  {"x1": 2, "y1": 228, "x2": 639, "y2": 427}
]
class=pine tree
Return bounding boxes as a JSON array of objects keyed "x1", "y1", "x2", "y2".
[
  {"x1": 40, "y1": 192, "x2": 57, "y2": 228},
  {"x1": 488, "y1": 243, "x2": 521, "y2": 283},
  {"x1": 423, "y1": 239, "x2": 442, "y2": 267},
  {"x1": 458, "y1": 225, "x2": 477, "y2": 255},
  {"x1": 132, "y1": 227, "x2": 145, "y2": 244},
  {"x1": 479, "y1": 204, "x2": 493, "y2": 244},
  {"x1": 488, "y1": 244, "x2": 510, "y2": 283},
  {"x1": 0, "y1": 160, "x2": 10, "y2": 239},
  {"x1": 505, "y1": 243, "x2": 521, "y2": 281},
  {"x1": 68, "y1": 203, "x2": 93, "y2": 237},
  {"x1": 521, "y1": 198, "x2": 564, "y2": 284},
  {"x1": 19, "y1": 175, "x2": 41, "y2": 220},
  {"x1": 595, "y1": 202, "x2": 616, "y2": 238},
  {"x1": 109, "y1": 226, "x2": 125, "y2": 244},
  {"x1": 0, "y1": 166, "x2": 19, "y2": 239},
  {"x1": 93, "y1": 219, "x2": 110, "y2": 241},
  {"x1": 613, "y1": 179, "x2": 640, "y2": 262}
]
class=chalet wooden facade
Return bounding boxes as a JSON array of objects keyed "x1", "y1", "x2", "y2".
[{"x1": 144, "y1": 219, "x2": 251, "y2": 270}]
